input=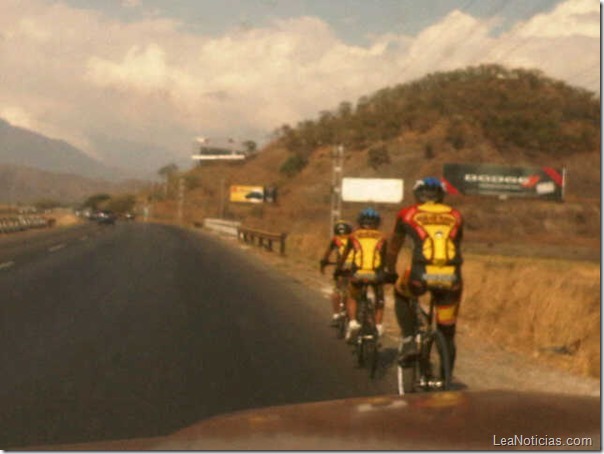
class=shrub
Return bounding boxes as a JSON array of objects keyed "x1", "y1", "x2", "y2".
[
  {"x1": 367, "y1": 145, "x2": 390, "y2": 169},
  {"x1": 279, "y1": 153, "x2": 308, "y2": 176}
]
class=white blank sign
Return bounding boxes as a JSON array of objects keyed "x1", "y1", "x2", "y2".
[{"x1": 341, "y1": 178, "x2": 404, "y2": 203}]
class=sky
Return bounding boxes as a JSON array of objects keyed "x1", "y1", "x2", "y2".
[{"x1": 0, "y1": 0, "x2": 600, "y2": 177}]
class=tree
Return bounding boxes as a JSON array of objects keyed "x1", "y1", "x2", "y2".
[
  {"x1": 157, "y1": 163, "x2": 179, "y2": 197},
  {"x1": 106, "y1": 194, "x2": 136, "y2": 214},
  {"x1": 242, "y1": 140, "x2": 257, "y2": 154},
  {"x1": 157, "y1": 163, "x2": 179, "y2": 179},
  {"x1": 83, "y1": 193, "x2": 111, "y2": 210}
]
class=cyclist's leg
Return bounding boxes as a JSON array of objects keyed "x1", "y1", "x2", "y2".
[
  {"x1": 330, "y1": 277, "x2": 343, "y2": 324},
  {"x1": 345, "y1": 281, "x2": 361, "y2": 341},
  {"x1": 433, "y1": 278, "x2": 463, "y2": 375},
  {"x1": 373, "y1": 283, "x2": 385, "y2": 336},
  {"x1": 394, "y1": 266, "x2": 427, "y2": 363}
]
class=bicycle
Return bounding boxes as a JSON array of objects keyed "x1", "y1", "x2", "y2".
[
  {"x1": 321, "y1": 261, "x2": 349, "y2": 339},
  {"x1": 353, "y1": 281, "x2": 380, "y2": 379},
  {"x1": 397, "y1": 295, "x2": 452, "y2": 394}
]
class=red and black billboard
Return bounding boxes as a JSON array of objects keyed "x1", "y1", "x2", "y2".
[{"x1": 443, "y1": 163, "x2": 565, "y2": 201}]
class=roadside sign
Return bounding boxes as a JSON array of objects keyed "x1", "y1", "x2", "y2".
[
  {"x1": 443, "y1": 163, "x2": 565, "y2": 201},
  {"x1": 341, "y1": 178, "x2": 404, "y2": 203}
]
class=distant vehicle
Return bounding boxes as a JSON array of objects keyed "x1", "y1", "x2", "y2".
[
  {"x1": 124, "y1": 212, "x2": 136, "y2": 221},
  {"x1": 96, "y1": 210, "x2": 116, "y2": 225}
]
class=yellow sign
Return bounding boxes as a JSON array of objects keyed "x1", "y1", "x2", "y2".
[{"x1": 229, "y1": 185, "x2": 265, "y2": 203}]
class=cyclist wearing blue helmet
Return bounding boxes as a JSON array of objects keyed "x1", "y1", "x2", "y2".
[
  {"x1": 385, "y1": 177, "x2": 464, "y2": 375},
  {"x1": 336, "y1": 207, "x2": 387, "y2": 342}
]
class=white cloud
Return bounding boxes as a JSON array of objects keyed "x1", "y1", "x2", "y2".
[
  {"x1": 1, "y1": 106, "x2": 35, "y2": 129},
  {"x1": 0, "y1": 0, "x2": 598, "y2": 174},
  {"x1": 514, "y1": 0, "x2": 599, "y2": 39}
]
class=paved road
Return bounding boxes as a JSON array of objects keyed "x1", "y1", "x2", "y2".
[{"x1": 0, "y1": 222, "x2": 396, "y2": 448}]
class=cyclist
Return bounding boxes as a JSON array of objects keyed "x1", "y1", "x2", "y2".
[
  {"x1": 335, "y1": 208, "x2": 387, "y2": 342},
  {"x1": 320, "y1": 220, "x2": 354, "y2": 326},
  {"x1": 385, "y1": 177, "x2": 463, "y2": 375}
]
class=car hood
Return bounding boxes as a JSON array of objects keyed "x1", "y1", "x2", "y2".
[{"x1": 20, "y1": 390, "x2": 600, "y2": 450}]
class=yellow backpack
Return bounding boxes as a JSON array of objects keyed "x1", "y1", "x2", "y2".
[
  {"x1": 350, "y1": 229, "x2": 385, "y2": 280},
  {"x1": 413, "y1": 203, "x2": 459, "y2": 287}
]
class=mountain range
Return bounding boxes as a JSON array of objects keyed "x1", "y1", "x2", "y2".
[{"x1": 0, "y1": 118, "x2": 146, "y2": 204}]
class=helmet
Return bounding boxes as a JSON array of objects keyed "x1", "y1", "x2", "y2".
[
  {"x1": 333, "y1": 220, "x2": 352, "y2": 235},
  {"x1": 413, "y1": 177, "x2": 446, "y2": 203},
  {"x1": 357, "y1": 207, "x2": 381, "y2": 228}
]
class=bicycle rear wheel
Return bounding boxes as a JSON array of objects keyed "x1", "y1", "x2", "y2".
[
  {"x1": 362, "y1": 337, "x2": 379, "y2": 378},
  {"x1": 397, "y1": 339, "x2": 418, "y2": 395},
  {"x1": 421, "y1": 329, "x2": 452, "y2": 391}
]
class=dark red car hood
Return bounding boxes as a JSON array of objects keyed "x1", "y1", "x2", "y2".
[{"x1": 21, "y1": 390, "x2": 600, "y2": 450}]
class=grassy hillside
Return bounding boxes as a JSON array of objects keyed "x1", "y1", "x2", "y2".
[
  {"x1": 149, "y1": 65, "x2": 599, "y2": 245},
  {"x1": 145, "y1": 64, "x2": 600, "y2": 379}
]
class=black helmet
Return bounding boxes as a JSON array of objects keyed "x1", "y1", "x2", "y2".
[
  {"x1": 333, "y1": 220, "x2": 352, "y2": 235},
  {"x1": 413, "y1": 177, "x2": 446, "y2": 203},
  {"x1": 357, "y1": 207, "x2": 381, "y2": 228}
]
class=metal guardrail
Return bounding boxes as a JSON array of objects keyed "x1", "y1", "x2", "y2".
[
  {"x1": 202, "y1": 218, "x2": 241, "y2": 236},
  {"x1": 237, "y1": 226, "x2": 287, "y2": 255},
  {"x1": 0, "y1": 216, "x2": 54, "y2": 234}
]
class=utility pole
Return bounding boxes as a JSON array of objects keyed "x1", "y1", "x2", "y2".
[
  {"x1": 177, "y1": 176, "x2": 185, "y2": 224},
  {"x1": 330, "y1": 144, "x2": 344, "y2": 236},
  {"x1": 219, "y1": 178, "x2": 226, "y2": 219}
]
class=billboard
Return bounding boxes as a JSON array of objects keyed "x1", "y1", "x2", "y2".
[
  {"x1": 230, "y1": 185, "x2": 265, "y2": 203},
  {"x1": 229, "y1": 185, "x2": 277, "y2": 203},
  {"x1": 443, "y1": 163, "x2": 565, "y2": 201},
  {"x1": 192, "y1": 137, "x2": 246, "y2": 161},
  {"x1": 342, "y1": 178, "x2": 404, "y2": 203}
]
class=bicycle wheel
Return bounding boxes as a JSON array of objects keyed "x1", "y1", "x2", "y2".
[
  {"x1": 397, "y1": 339, "x2": 418, "y2": 395},
  {"x1": 362, "y1": 336, "x2": 379, "y2": 378},
  {"x1": 421, "y1": 329, "x2": 451, "y2": 391},
  {"x1": 336, "y1": 308, "x2": 348, "y2": 340}
]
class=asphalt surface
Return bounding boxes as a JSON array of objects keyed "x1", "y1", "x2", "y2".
[{"x1": 0, "y1": 222, "x2": 397, "y2": 448}]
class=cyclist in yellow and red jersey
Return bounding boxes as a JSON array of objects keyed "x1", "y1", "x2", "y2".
[
  {"x1": 336, "y1": 208, "x2": 387, "y2": 342},
  {"x1": 385, "y1": 177, "x2": 463, "y2": 374},
  {"x1": 320, "y1": 220, "x2": 354, "y2": 326}
]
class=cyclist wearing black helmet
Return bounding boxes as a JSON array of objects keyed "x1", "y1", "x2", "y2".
[
  {"x1": 336, "y1": 208, "x2": 387, "y2": 342},
  {"x1": 320, "y1": 220, "x2": 354, "y2": 326},
  {"x1": 385, "y1": 177, "x2": 464, "y2": 375}
]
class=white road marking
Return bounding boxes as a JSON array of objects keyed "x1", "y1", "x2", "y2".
[
  {"x1": 0, "y1": 261, "x2": 15, "y2": 270},
  {"x1": 48, "y1": 243, "x2": 66, "y2": 253}
]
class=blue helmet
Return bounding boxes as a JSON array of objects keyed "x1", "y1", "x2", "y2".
[
  {"x1": 357, "y1": 207, "x2": 381, "y2": 228},
  {"x1": 413, "y1": 177, "x2": 446, "y2": 203}
]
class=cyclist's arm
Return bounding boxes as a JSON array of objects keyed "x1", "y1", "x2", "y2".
[
  {"x1": 386, "y1": 218, "x2": 406, "y2": 273},
  {"x1": 336, "y1": 240, "x2": 353, "y2": 272},
  {"x1": 320, "y1": 239, "x2": 336, "y2": 263}
]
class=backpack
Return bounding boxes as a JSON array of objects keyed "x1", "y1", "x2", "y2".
[
  {"x1": 412, "y1": 203, "x2": 461, "y2": 288},
  {"x1": 349, "y1": 229, "x2": 385, "y2": 281}
]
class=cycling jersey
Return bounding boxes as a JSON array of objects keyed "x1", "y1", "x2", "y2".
[{"x1": 327, "y1": 234, "x2": 354, "y2": 268}]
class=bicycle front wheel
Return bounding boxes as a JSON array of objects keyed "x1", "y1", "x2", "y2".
[{"x1": 421, "y1": 329, "x2": 452, "y2": 391}]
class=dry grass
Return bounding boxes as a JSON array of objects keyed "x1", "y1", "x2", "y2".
[{"x1": 462, "y1": 255, "x2": 600, "y2": 378}]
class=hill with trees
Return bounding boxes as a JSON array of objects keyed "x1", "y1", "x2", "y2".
[{"x1": 148, "y1": 64, "x2": 599, "y2": 251}]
